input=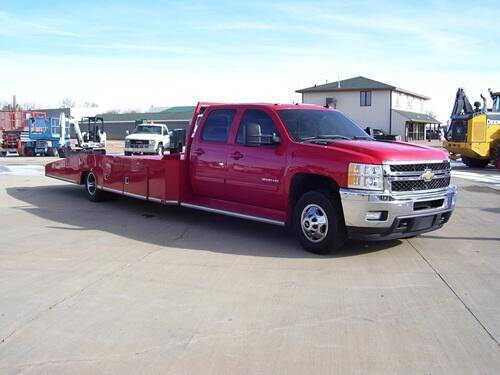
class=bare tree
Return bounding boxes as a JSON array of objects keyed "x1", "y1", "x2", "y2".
[
  {"x1": 22, "y1": 101, "x2": 38, "y2": 110},
  {"x1": 83, "y1": 101, "x2": 99, "y2": 108},
  {"x1": 426, "y1": 110, "x2": 437, "y2": 119},
  {"x1": 60, "y1": 97, "x2": 76, "y2": 108}
]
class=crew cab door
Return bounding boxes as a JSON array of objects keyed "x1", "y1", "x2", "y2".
[
  {"x1": 226, "y1": 109, "x2": 287, "y2": 210},
  {"x1": 189, "y1": 108, "x2": 236, "y2": 199}
]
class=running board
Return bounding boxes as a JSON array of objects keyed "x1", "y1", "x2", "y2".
[{"x1": 180, "y1": 203, "x2": 286, "y2": 226}]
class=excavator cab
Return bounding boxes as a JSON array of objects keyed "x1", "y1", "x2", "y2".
[
  {"x1": 490, "y1": 89, "x2": 500, "y2": 112},
  {"x1": 444, "y1": 88, "x2": 500, "y2": 168},
  {"x1": 81, "y1": 117, "x2": 105, "y2": 143},
  {"x1": 73, "y1": 116, "x2": 107, "y2": 153}
]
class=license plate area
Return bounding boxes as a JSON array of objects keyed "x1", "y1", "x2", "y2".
[
  {"x1": 409, "y1": 215, "x2": 435, "y2": 231},
  {"x1": 413, "y1": 199, "x2": 444, "y2": 211}
]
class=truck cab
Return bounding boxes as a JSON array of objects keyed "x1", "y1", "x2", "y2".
[{"x1": 124, "y1": 123, "x2": 170, "y2": 155}]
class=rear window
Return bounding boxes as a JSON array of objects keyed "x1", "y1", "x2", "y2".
[{"x1": 201, "y1": 109, "x2": 236, "y2": 142}]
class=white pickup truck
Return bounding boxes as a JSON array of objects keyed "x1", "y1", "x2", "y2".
[{"x1": 124, "y1": 123, "x2": 170, "y2": 155}]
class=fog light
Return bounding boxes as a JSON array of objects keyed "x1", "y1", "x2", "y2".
[
  {"x1": 451, "y1": 194, "x2": 457, "y2": 207},
  {"x1": 366, "y1": 211, "x2": 383, "y2": 221}
]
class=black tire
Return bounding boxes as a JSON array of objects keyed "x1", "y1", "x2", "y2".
[
  {"x1": 0, "y1": 152, "x2": 6, "y2": 157},
  {"x1": 24, "y1": 146, "x2": 35, "y2": 157},
  {"x1": 462, "y1": 156, "x2": 490, "y2": 168},
  {"x1": 124, "y1": 151, "x2": 132, "y2": 156},
  {"x1": 491, "y1": 141, "x2": 500, "y2": 165},
  {"x1": 47, "y1": 147, "x2": 58, "y2": 157},
  {"x1": 293, "y1": 190, "x2": 346, "y2": 255},
  {"x1": 157, "y1": 144, "x2": 164, "y2": 155},
  {"x1": 84, "y1": 171, "x2": 106, "y2": 202},
  {"x1": 57, "y1": 147, "x2": 65, "y2": 158}
]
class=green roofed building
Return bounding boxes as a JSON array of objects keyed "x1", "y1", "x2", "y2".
[{"x1": 97, "y1": 106, "x2": 196, "y2": 140}]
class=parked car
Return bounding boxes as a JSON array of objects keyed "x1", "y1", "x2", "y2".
[
  {"x1": 365, "y1": 127, "x2": 401, "y2": 141},
  {"x1": 124, "y1": 123, "x2": 170, "y2": 155}
]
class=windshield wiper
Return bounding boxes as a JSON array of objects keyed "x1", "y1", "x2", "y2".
[
  {"x1": 351, "y1": 135, "x2": 373, "y2": 140},
  {"x1": 300, "y1": 135, "x2": 351, "y2": 142}
]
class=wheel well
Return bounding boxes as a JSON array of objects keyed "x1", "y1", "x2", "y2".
[
  {"x1": 80, "y1": 171, "x2": 89, "y2": 185},
  {"x1": 289, "y1": 173, "x2": 346, "y2": 232},
  {"x1": 290, "y1": 173, "x2": 340, "y2": 208}
]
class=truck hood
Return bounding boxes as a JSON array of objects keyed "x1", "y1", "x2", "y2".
[
  {"x1": 125, "y1": 133, "x2": 163, "y2": 141},
  {"x1": 327, "y1": 140, "x2": 448, "y2": 162}
]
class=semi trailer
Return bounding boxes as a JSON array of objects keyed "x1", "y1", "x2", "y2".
[{"x1": 46, "y1": 102, "x2": 457, "y2": 254}]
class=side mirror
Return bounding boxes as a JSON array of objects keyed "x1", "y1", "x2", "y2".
[
  {"x1": 245, "y1": 123, "x2": 262, "y2": 146},
  {"x1": 272, "y1": 133, "x2": 281, "y2": 144}
]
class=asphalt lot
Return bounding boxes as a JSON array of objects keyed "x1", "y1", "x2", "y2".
[{"x1": 1, "y1": 157, "x2": 499, "y2": 374}]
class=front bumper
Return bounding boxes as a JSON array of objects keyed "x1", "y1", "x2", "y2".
[
  {"x1": 125, "y1": 146, "x2": 157, "y2": 154},
  {"x1": 340, "y1": 186, "x2": 457, "y2": 240}
]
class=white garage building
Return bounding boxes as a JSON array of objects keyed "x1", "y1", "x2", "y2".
[{"x1": 296, "y1": 76, "x2": 440, "y2": 141}]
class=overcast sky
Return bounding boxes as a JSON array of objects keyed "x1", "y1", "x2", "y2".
[{"x1": 1, "y1": 0, "x2": 499, "y2": 121}]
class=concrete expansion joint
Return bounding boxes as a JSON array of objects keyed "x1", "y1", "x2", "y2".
[{"x1": 407, "y1": 239, "x2": 500, "y2": 349}]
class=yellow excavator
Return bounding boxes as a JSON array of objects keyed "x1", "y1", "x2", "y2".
[{"x1": 443, "y1": 88, "x2": 500, "y2": 168}]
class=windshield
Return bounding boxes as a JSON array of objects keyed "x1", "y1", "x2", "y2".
[
  {"x1": 133, "y1": 125, "x2": 162, "y2": 135},
  {"x1": 493, "y1": 96, "x2": 500, "y2": 112},
  {"x1": 277, "y1": 109, "x2": 371, "y2": 141}
]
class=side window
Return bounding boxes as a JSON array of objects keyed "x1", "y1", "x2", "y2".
[
  {"x1": 236, "y1": 109, "x2": 278, "y2": 144},
  {"x1": 201, "y1": 109, "x2": 236, "y2": 142}
]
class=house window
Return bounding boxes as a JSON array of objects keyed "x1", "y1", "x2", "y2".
[{"x1": 360, "y1": 91, "x2": 371, "y2": 106}]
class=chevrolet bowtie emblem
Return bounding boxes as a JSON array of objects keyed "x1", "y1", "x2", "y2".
[{"x1": 421, "y1": 169, "x2": 435, "y2": 182}]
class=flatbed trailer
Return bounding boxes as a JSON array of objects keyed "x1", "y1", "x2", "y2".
[{"x1": 45, "y1": 151, "x2": 286, "y2": 224}]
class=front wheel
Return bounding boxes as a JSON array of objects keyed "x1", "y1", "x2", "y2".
[
  {"x1": 157, "y1": 144, "x2": 164, "y2": 155},
  {"x1": 293, "y1": 190, "x2": 346, "y2": 255},
  {"x1": 124, "y1": 151, "x2": 132, "y2": 156}
]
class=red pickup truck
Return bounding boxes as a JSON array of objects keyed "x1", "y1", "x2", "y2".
[{"x1": 46, "y1": 102, "x2": 457, "y2": 254}]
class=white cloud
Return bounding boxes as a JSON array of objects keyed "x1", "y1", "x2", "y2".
[{"x1": 0, "y1": 11, "x2": 79, "y2": 38}]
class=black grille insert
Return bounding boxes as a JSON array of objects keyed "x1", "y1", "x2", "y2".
[
  {"x1": 391, "y1": 177, "x2": 450, "y2": 192},
  {"x1": 390, "y1": 162, "x2": 450, "y2": 172}
]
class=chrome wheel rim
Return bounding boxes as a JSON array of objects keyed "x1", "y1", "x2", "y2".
[
  {"x1": 301, "y1": 204, "x2": 328, "y2": 243},
  {"x1": 86, "y1": 173, "x2": 96, "y2": 195}
]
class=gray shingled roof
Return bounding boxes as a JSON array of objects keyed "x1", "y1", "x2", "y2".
[
  {"x1": 393, "y1": 109, "x2": 440, "y2": 124},
  {"x1": 296, "y1": 76, "x2": 430, "y2": 100}
]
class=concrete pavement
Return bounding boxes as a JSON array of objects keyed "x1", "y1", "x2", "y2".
[{"x1": 0, "y1": 157, "x2": 499, "y2": 374}]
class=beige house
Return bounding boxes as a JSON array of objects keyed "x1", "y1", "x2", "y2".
[{"x1": 296, "y1": 76, "x2": 440, "y2": 141}]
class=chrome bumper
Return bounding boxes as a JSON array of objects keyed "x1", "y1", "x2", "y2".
[
  {"x1": 124, "y1": 146, "x2": 156, "y2": 153},
  {"x1": 340, "y1": 186, "x2": 457, "y2": 240}
]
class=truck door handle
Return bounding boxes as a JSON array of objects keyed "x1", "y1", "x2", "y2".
[
  {"x1": 230, "y1": 151, "x2": 243, "y2": 160},
  {"x1": 193, "y1": 148, "x2": 205, "y2": 156}
]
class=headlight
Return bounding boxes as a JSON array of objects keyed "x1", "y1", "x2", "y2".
[
  {"x1": 149, "y1": 140, "x2": 156, "y2": 146},
  {"x1": 348, "y1": 163, "x2": 383, "y2": 190}
]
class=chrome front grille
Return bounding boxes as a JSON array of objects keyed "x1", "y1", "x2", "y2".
[
  {"x1": 391, "y1": 177, "x2": 451, "y2": 192},
  {"x1": 390, "y1": 161, "x2": 450, "y2": 172},
  {"x1": 385, "y1": 160, "x2": 451, "y2": 194}
]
